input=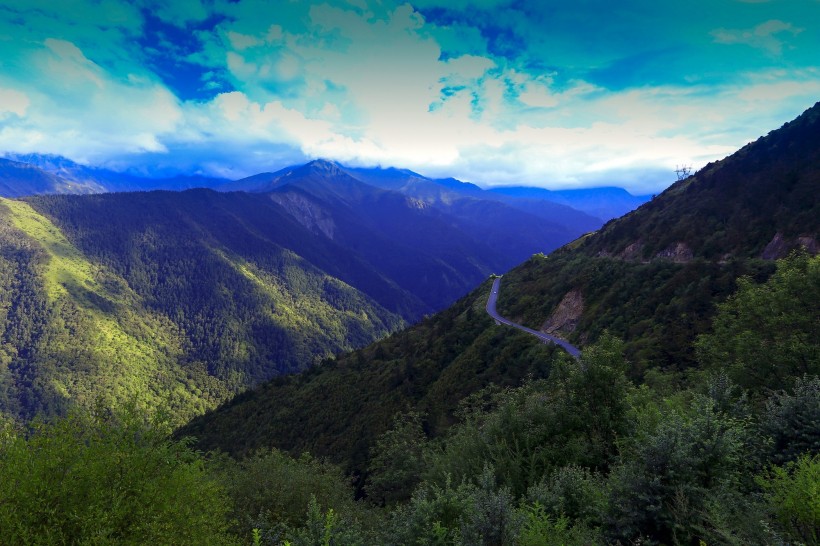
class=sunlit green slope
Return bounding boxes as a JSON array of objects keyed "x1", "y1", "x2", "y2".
[{"x1": 0, "y1": 192, "x2": 404, "y2": 423}]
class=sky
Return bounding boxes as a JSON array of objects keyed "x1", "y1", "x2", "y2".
[{"x1": 0, "y1": 0, "x2": 818, "y2": 193}]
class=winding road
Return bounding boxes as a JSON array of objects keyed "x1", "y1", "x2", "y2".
[{"x1": 486, "y1": 276, "x2": 581, "y2": 359}]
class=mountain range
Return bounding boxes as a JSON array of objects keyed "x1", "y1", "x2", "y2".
[
  {"x1": 1, "y1": 152, "x2": 649, "y2": 222},
  {"x1": 181, "y1": 101, "x2": 820, "y2": 482},
  {"x1": 0, "y1": 151, "x2": 627, "y2": 423},
  {"x1": 2, "y1": 153, "x2": 230, "y2": 193},
  {"x1": 2, "y1": 98, "x2": 818, "y2": 544}
]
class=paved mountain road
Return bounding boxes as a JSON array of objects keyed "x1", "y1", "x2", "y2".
[{"x1": 486, "y1": 276, "x2": 581, "y2": 358}]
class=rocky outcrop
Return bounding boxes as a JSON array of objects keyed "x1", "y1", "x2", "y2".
[
  {"x1": 762, "y1": 232, "x2": 819, "y2": 259},
  {"x1": 268, "y1": 192, "x2": 336, "y2": 239},
  {"x1": 797, "y1": 236, "x2": 819, "y2": 255},
  {"x1": 618, "y1": 241, "x2": 643, "y2": 260},
  {"x1": 656, "y1": 242, "x2": 693, "y2": 263},
  {"x1": 542, "y1": 289, "x2": 584, "y2": 335},
  {"x1": 762, "y1": 232, "x2": 788, "y2": 259}
]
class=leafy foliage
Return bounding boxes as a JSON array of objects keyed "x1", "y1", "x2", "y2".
[
  {"x1": 0, "y1": 404, "x2": 238, "y2": 545},
  {"x1": 366, "y1": 411, "x2": 428, "y2": 506},
  {"x1": 182, "y1": 282, "x2": 562, "y2": 482},
  {"x1": 212, "y1": 449, "x2": 372, "y2": 544},
  {"x1": 605, "y1": 393, "x2": 752, "y2": 544},
  {"x1": 758, "y1": 453, "x2": 820, "y2": 545},
  {"x1": 759, "y1": 375, "x2": 820, "y2": 466},
  {"x1": 425, "y1": 336, "x2": 631, "y2": 499},
  {"x1": 697, "y1": 254, "x2": 820, "y2": 391}
]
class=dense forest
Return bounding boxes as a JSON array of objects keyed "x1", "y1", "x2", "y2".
[
  {"x1": 0, "y1": 193, "x2": 404, "y2": 423},
  {"x1": 3, "y1": 254, "x2": 818, "y2": 544},
  {"x1": 1, "y1": 104, "x2": 818, "y2": 544}
]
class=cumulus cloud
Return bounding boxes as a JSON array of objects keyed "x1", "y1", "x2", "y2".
[
  {"x1": 0, "y1": 37, "x2": 182, "y2": 163},
  {"x1": 0, "y1": 0, "x2": 818, "y2": 191}
]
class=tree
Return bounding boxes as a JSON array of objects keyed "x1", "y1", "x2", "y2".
[
  {"x1": 696, "y1": 254, "x2": 820, "y2": 392},
  {"x1": 366, "y1": 411, "x2": 428, "y2": 506},
  {"x1": 605, "y1": 394, "x2": 752, "y2": 545},
  {"x1": 0, "y1": 404, "x2": 238, "y2": 545},
  {"x1": 758, "y1": 453, "x2": 820, "y2": 545}
]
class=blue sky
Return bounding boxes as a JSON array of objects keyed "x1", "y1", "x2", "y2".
[{"x1": 0, "y1": 0, "x2": 818, "y2": 192}]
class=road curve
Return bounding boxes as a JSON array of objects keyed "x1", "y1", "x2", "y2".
[{"x1": 486, "y1": 276, "x2": 581, "y2": 359}]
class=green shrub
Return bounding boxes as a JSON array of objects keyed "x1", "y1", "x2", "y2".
[
  {"x1": 758, "y1": 453, "x2": 820, "y2": 545},
  {"x1": 0, "y1": 405, "x2": 237, "y2": 545}
]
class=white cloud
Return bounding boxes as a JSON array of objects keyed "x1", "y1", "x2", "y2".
[
  {"x1": 226, "y1": 31, "x2": 264, "y2": 51},
  {"x1": 0, "y1": 88, "x2": 29, "y2": 117},
  {"x1": 518, "y1": 82, "x2": 559, "y2": 109},
  {"x1": 41, "y1": 38, "x2": 105, "y2": 88},
  {"x1": 1, "y1": 0, "x2": 818, "y2": 193},
  {"x1": 0, "y1": 39, "x2": 182, "y2": 163}
]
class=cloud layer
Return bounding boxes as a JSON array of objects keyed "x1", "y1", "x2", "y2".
[{"x1": 0, "y1": 0, "x2": 818, "y2": 192}]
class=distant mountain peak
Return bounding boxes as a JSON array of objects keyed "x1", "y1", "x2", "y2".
[{"x1": 303, "y1": 159, "x2": 345, "y2": 176}]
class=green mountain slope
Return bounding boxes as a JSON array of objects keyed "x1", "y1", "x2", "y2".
[
  {"x1": 579, "y1": 102, "x2": 819, "y2": 261},
  {"x1": 181, "y1": 281, "x2": 563, "y2": 475},
  {"x1": 182, "y1": 102, "x2": 820, "y2": 479},
  {"x1": 0, "y1": 191, "x2": 406, "y2": 422},
  {"x1": 494, "y1": 101, "x2": 819, "y2": 368}
]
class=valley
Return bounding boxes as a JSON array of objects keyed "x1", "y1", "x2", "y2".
[
  {"x1": 2, "y1": 1, "x2": 819, "y2": 543},
  {"x1": 1, "y1": 94, "x2": 818, "y2": 546},
  {"x1": 0, "y1": 154, "x2": 619, "y2": 424}
]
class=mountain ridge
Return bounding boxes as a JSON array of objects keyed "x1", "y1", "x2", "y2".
[{"x1": 181, "y1": 101, "x2": 820, "y2": 480}]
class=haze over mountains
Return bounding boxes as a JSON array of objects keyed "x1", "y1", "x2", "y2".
[{"x1": 1, "y1": 152, "x2": 649, "y2": 221}]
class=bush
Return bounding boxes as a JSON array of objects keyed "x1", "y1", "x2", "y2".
[
  {"x1": 0, "y1": 405, "x2": 238, "y2": 545},
  {"x1": 213, "y1": 448, "x2": 368, "y2": 542},
  {"x1": 759, "y1": 375, "x2": 820, "y2": 465},
  {"x1": 605, "y1": 394, "x2": 750, "y2": 545},
  {"x1": 758, "y1": 453, "x2": 820, "y2": 545}
]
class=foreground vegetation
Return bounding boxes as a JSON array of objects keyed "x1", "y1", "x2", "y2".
[{"x1": 2, "y1": 255, "x2": 817, "y2": 544}]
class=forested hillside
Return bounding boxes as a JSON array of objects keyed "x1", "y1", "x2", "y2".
[
  {"x1": 0, "y1": 191, "x2": 407, "y2": 422},
  {"x1": 493, "y1": 101, "x2": 819, "y2": 369},
  {"x1": 579, "y1": 101, "x2": 820, "y2": 261},
  {"x1": 180, "y1": 104, "x2": 820, "y2": 545},
  {"x1": 246, "y1": 160, "x2": 507, "y2": 311},
  {"x1": 183, "y1": 281, "x2": 563, "y2": 473}
]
